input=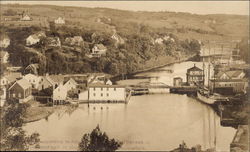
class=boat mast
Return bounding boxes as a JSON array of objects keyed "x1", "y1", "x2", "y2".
[{"x1": 208, "y1": 41, "x2": 211, "y2": 90}]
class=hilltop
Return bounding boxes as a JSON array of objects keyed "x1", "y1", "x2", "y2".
[{"x1": 1, "y1": 4, "x2": 249, "y2": 41}]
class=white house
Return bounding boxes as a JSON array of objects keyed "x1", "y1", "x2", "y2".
[
  {"x1": 63, "y1": 78, "x2": 78, "y2": 91},
  {"x1": 91, "y1": 44, "x2": 107, "y2": 57},
  {"x1": 0, "y1": 51, "x2": 9, "y2": 64},
  {"x1": 78, "y1": 90, "x2": 88, "y2": 101},
  {"x1": 23, "y1": 73, "x2": 41, "y2": 89},
  {"x1": 20, "y1": 14, "x2": 32, "y2": 21},
  {"x1": 0, "y1": 35, "x2": 10, "y2": 48},
  {"x1": 26, "y1": 32, "x2": 46, "y2": 46},
  {"x1": 54, "y1": 17, "x2": 65, "y2": 24},
  {"x1": 88, "y1": 84, "x2": 127, "y2": 102},
  {"x1": 0, "y1": 72, "x2": 22, "y2": 86},
  {"x1": 52, "y1": 84, "x2": 68, "y2": 101}
]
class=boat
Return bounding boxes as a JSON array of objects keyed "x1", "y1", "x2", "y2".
[
  {"x1": 196, "y1": 42, "x2": 229, "y2": 105},
  {"x1": 196, "y1": 89, "x2": 228, "y2": 105}
]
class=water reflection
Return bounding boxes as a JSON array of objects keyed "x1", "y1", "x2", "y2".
[{"x1": 24, "y1": 94, "x2": 235, "y2": 151}]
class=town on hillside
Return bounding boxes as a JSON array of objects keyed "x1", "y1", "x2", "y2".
[{"x1": 0, "y1": 2, "x2": 249, "y2": 152}]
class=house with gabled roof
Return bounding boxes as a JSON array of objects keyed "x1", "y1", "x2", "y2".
[
  {"x1": 26, "y1": 32, "x2": 46, "y2": 46},
  {"x1": 24, "y1": 63, "x2": 39, "y2": 75},
  {"x1": 0, "y1": 72, "x2": 22, "y2": 87},
  {"x1": 8, "y1": 78, "x2": 33, "y2": 103},
  {"x1": 211, "y1": 70, "x2": 248, "y2": 95},
  {"x1": 23, "y1": 73, "x2": 41, "y2": 89},
  {"x1": 91, "y1": 44, "x2": 107, "y2": 57},
  {"x1": 20, "y1": 14, "x2": 32, "y2": 21}
]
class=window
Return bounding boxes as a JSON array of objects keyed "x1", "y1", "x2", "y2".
[
  {"x1": 107, "y1": 88, "x2": 109, "y2": 91},
  {"x1": 18, "y1": 93, "x2": 21, "y2": 98},
  {"x1": 101, "y1": 87, "x2": 103, "y2": 91},
  {"x1": 101, "y1": 93, "x2": 103, "y2": 97},
  {"x1": 93, "y1": 87, "x2": 96, "y2": 91},
  {"x1": 107, "y1": 93, "x2": 109, "y2": 97},
  {"x1": 114, "y1": 88, "x2": 116, "y2": 91},
  {"x1": 13, "y1": 93, "x2": 15, "y2": 98},
  {"x1": 93, "y1": 93, "x2": 96, "y2": 96}
]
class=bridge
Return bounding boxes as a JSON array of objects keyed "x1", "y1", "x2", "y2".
[{"x1": 128, "y1": 82, "x2": 197, "y2": 95}]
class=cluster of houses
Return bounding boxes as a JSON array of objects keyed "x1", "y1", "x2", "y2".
[
  {"x1": 0, "y1": 71, "x2": 128, "y2": 107},
  {"x1": 173, "y1": 64, "x2": 248, "y2": 95}
]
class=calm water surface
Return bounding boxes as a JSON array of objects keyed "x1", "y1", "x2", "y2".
[{"x1": 24, "y1": 61, "x2": 236, "y2": 151}]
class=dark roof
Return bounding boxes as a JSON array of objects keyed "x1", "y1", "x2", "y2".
[
  {"x1": 216, "y1": 70, "x2": 244, "y2": 79},
  {"x1": 187, "y1": 65, "x2": 202, "y2": 72}
]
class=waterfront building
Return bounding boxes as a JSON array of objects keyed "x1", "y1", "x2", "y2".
[
  {"x1": 88, "y1": 83, "x2": 127, "y2": 102},
  {"x1": 8, "y1": 78, "x2": 33, "y2": 103},
  {"x1": 37, "y1": 76, "x2": 54, "y2": 91},
  {"x1": 186, "y1": 64, "x2": 204, "y2": 86},
  {"x1": 46, "y1": 75, "x2": 65, "y2": 89},
  {"x1": 52, "y1": 84, "x2": 67, "y2": 102},
  {"x1": 173, "y1": 77, "x2": 183, "y2": 87},
  {"x1": 63, "y1": 78, "x2": 78, "y2": 91},
  {"x1": 210, "y1": 70, "x2": 248, "y2": 95}
]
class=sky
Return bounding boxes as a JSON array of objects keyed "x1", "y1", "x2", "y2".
[{"x1": 1, "y1": 1, "x2": 249, "y2": 15}]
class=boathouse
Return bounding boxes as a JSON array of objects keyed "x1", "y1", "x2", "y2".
[
  {"x1": 88, "y1": 83, "x2": 127, "y2": 103},
  {"x1": 186, "y1": 64, "x2": 204, "y2": 86}
]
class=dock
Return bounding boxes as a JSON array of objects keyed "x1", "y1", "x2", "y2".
[{"x1": 130, "y1": 82, "x2": 197, "y2": 95}]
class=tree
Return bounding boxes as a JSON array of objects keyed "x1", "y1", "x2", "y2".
[
  {"x1": 78, "y1": 125, "x2": 123, "y2": 151},
  {"x1": 0, "y1": 100, "x2": 40, "y2": 151}
]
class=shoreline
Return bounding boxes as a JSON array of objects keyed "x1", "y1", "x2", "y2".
[{"x1": 112, "y1": 54, "x2": 196, "y2": 82}]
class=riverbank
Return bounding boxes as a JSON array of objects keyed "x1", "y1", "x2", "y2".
[
  {"x1": 24, "y1": 100, "x2": 78, "y2": 123},
  {"x1": 112, "y1": 54, "x2": 196, "y2": 81}
]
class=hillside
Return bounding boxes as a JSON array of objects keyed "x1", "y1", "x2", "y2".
[
  {"x1": 0, "y1": 4, "x2": 249, "y2": 75},
  {"x1": 1, "y1": 4, "x2": 249, "y2": 41}
]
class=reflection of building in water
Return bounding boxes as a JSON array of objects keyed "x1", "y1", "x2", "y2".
[{"x1": 202, "y1": 105, "x2": 218, "y2": 150}]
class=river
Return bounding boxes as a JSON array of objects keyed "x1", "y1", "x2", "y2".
[{"x1": 24, "y1": 61, "x2": 236, "y2": 151}]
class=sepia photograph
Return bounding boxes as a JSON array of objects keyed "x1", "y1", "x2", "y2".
[{"x1": 0, "y1": 1, "x2": 249, "y2": 151}]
